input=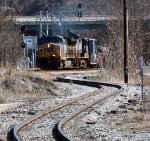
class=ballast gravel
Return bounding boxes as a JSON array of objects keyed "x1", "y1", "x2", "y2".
[
  {"x1": 0, "y1": 77, "x2": 98, "y2": 140},
  {"x1": 0, "y1": 73, "x2": 150, "y2": 141}
]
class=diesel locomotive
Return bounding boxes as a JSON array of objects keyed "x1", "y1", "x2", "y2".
[{"x1": 37, "y1": 35, "x2": 98, "y2": 69}]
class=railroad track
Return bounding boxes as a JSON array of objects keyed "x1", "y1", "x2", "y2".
[
  {"x1": 34, "y1": 67, "x2": 98, "y2": 72},
  {"x1": 10, "y1": 77, "x2": 122, "y2": 141},
  {"x1": 53, "y1": 78, "x2": 122, "y2": 141}
]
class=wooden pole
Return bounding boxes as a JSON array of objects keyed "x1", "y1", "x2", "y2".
[{"x1": 123, "y1": 0, "x2": 128, "y2": 84}]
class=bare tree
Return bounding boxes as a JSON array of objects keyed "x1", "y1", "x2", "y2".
[
  {"x1": 0, "y1": 10, "x2": 22, "y2": 67},
  {"x1": 101, "y1": 0, "x2": 150, "y2": 81}
]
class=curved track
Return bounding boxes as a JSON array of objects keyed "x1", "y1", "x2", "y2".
[
  {"x1": 53, "y1": 78, "x2": 122, "y2": 141},
  {"x1": 11, "y1": 77, "x2": 122, "y2": 141}
]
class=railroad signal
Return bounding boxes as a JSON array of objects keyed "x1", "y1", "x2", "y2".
[
  {"x1": 20, "y1": 25, "x2": 25, "y2": 34},
  {"x1": 78, "y1": 3, "x2": 82, "y2": 8},
  {"x1": 21, "y1": 42, "x2": 26, "y2": 48},
  {"x1": 78, "y1": 3, "x2": 82, "y2": 18}
]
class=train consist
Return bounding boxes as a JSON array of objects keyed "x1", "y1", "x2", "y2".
[{"x1": 37, "y1": 35, "x2": 101, "y2": 69}]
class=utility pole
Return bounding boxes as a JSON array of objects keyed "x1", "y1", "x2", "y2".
[
  {"x1": 46, "y1": 11, "x2": 49, "y2": 36},
  {"x1": 4, "y1": 0, "x2": 6, "y2": 11},
  {"x1": 123, "y1": 0, "x2": 128, "y2": 84},
  {"x1": 39, "y1": 11, "x2": 43, "y2": 37},
  {"x1": 44, "y1": 3, "x2": 60, "y2": 22}
]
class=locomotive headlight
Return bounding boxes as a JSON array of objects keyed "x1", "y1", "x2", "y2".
[{"x1": 53, "y1": 54, "x2": 56, "y2": 57}]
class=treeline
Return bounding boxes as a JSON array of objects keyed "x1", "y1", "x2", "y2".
[
  {"x1": 0, "y1": 10, "x2": 22, "y2": 67},
  {"x1": 0, "y1": 0, "x2": 150, "y2": 17},
  {"x1": 100, "y1": 0, "x2": 150, "y2": 80},
  {"x1": 1, "y1": 0, "x2": 149, "y2": 16},
  {"x1": 0, "y1": 0, "x2": 144, "y2": 15}
]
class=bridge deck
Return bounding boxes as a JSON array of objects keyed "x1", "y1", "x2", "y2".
[{"x1": 14, "y1": 16, "x2": 116, "y2": 24}]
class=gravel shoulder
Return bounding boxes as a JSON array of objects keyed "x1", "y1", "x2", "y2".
[
  {"x1": 62, "y1": 73, "x2": 150, "y2": 140},
  {"x1": 0, "y1": 103, "x2": 24, "y2": 113},
  {"x1": 0, "y1": 70, "x2": 150, "y2": 141}
]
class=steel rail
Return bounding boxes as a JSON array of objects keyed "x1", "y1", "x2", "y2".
[
  {"x1": 53, "y1": 79, "x2": 123, "y2": 141},
  {"x1": 12, "y1": 79, "x2": 103, "y2": 141},
  {"x1": 55, "y1": 77, "x2": 122, "y2": 89}
]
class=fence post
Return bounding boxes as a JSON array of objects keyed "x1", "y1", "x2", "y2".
[{"x1": 139, "y1": 56, "x2": 144, "y2": 102}]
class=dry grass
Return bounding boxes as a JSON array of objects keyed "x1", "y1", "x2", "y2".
[
  {"x1": 91, "y1": 68, "x2": 150, "y2": 131},
  {"x1": 0, "y1": 97, "x2": 5, "y2": 104},
  {"x1": 0, "y1": 68, "x2": 57, "y2": 104},
  {"x1": 130, "y1": 73, "x2": 150, "y2": 86},
  {"x1": 91, "y1": 68, "x2": 150, "y2": 87},
  {"x1": 90, "y1": 68, "x2": 124, "y2": 84}
]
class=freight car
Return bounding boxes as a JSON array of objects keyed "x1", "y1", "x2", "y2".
[{"x1": 37, "y1": 36, "x2": 98, "y2": 69}]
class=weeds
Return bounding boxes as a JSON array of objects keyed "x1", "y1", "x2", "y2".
[{"x1": 0, "y1": 68, "x2": 57, "y2": 103}]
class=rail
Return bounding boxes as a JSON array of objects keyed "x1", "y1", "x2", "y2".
[
  {"x1": 12, "y1": 77, "x2": 122, "y2": 141},
  {"x1": 53, "y1": 78, "x2": 122, "y2": 141},
  {"x1": 12, "y1": 78, "x2": 103, "y2": 141}
]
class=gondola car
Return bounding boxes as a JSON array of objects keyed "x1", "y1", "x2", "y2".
[{"x1": 37, "y1": 35, "x2": 98, "y2": 69}]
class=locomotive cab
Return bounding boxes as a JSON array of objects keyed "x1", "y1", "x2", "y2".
[{"x1": 37, "y1": 36, "x2": 63, "y2": 69}]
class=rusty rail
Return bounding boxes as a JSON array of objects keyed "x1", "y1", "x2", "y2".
[
  {"x1": 12, "y1": 78, "x2": 102, "y2": 141},
  {"x1": 53, "y1": 78, "x2": 123, "y2": 141}
]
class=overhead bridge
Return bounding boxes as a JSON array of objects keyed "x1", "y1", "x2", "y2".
[
  {"x1": 14, "y1": 15, "x2": 115, "y2": 24},
  {"x1": 14, "y1": 15, "x2": 114, "y2": 36}
]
